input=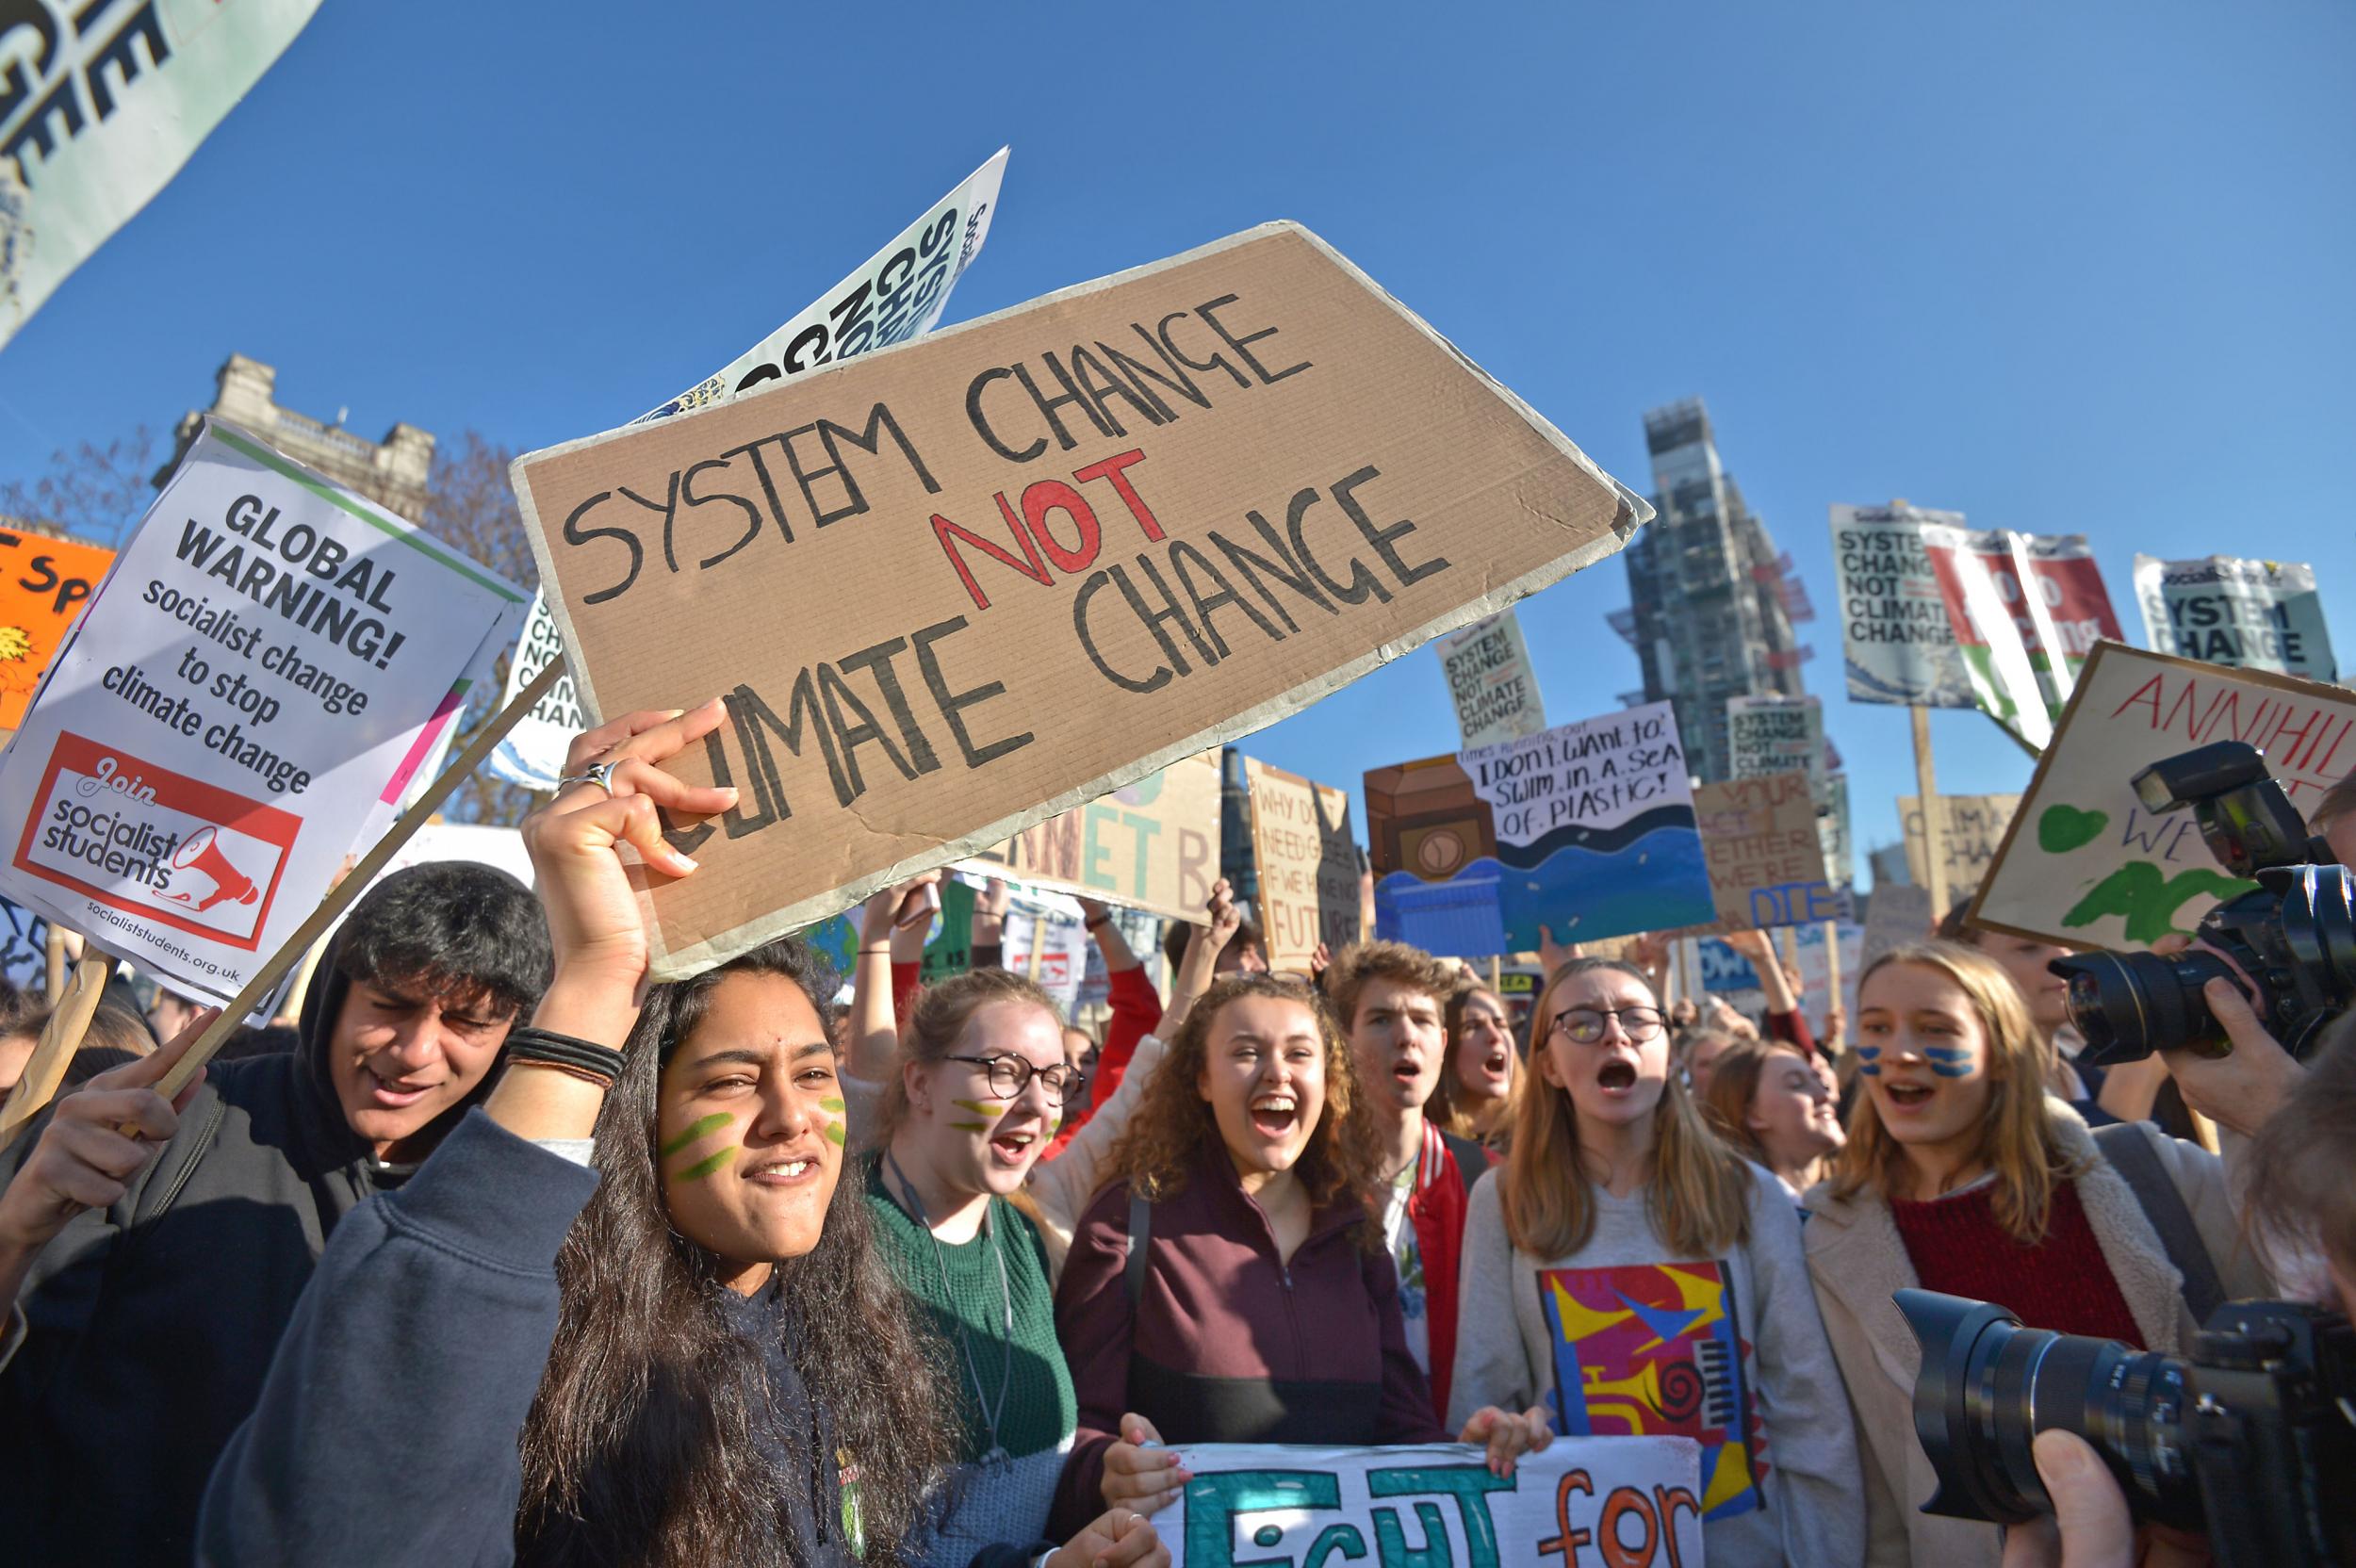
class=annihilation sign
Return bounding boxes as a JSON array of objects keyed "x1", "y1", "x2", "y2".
[{"x1": 515, "y1": 223, "x2": 1646, "y2": 977}]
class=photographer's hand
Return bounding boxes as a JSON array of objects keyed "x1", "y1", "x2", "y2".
[
  {"x1": 1999, "y1": 1431, "x2": 2209, "y2": 1568},
  {"x1": 2162, "y1": 979, "x2": 2307, "y2": 1139}
]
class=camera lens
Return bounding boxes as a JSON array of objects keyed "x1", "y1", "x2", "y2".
[
  {"x1": 2047, "y1": 950, "x2": 2236, "y2": 1066},
  {"x1": 1897, "y1": 1289, "x2": 2204, "y2": 1532}
]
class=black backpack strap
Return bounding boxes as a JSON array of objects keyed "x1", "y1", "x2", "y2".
[
  {"x1": 2091, "y1": 1121, "x2": 2225, "y2": 1324},
  {"x1": 1124, "y1": 1188, "x2": 1152, "y2": 1310}
]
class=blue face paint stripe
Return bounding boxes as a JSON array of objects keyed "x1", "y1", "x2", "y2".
[
  {"x1": 1930, "y1": 1064, "x2": 1973, "y2": 1077},
  {"x1": 1923, "y1": 1047, "x2": 1971, "y2": 1062},
  {"x1": 1855, "y1": 1045, "x2": 1880, "y2": 1058},
  {"x1": 1857, "y1": 1063, "x2": 1881, "y2": 1075}
]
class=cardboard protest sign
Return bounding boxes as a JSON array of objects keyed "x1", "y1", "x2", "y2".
[
  {"x1": 1833, "y1": 501, "x2": 1976, "y2": 708},
  {"x1": 0, "y1": 422, "x2": 525, "y2": 1003},
  {"x1": 1144, "y1": 1439, "x2": 1702, "y2": 1568},
  {"x1": 1920, "y1": 525, "x2": 2125, "y2": 750},
  {"x1": 2135, "y1": 554, "x2": 2337, "y2": 683},
  {"x1": 636, "y1": 150, "x2": 1008, "y2": 423},
  {"x1": 1434, "y1": 609, "x2": 1546, "y2": 747},
  {"x1": 1901, "y1": 792, "x2": 2021, "y2": 902},
  {"x1": 1794, "y1": 916, "x2": 1864, "y2": 1019},
  {"x1": 1820, "y1": 767, "x2": 1855, "y2": 889},
  {"x1": 1693, "y1": 770, "x2": 1844, "y2": 930},
  {"x1": 515, "y1": 222, "x2": 1647, "y2": 978},
  {"x1": 0, "y1": 0, "x2": 323, "y2": 350},
  {"x1": 1243, "y1": 758, "x2": 1360, "y2": 972},
  {"x1": 1969, "y1": 642, "x2": 2356, "y2": 949},
  {"x1": 0, "y1": 530, "x2": 114, "y2": 731},
  {"x1": 959, "y1": 750, "x2": 1220, "y2": 923},
  {"x1": 1366, "y1": 700, "x2": 1711, "y2": 957}
]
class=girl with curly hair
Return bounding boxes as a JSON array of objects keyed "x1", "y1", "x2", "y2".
[{"x1": 1048, "y1": 972, "x2": 1549, "y2": 1537}]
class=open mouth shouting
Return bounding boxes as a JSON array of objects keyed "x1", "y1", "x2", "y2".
[
  {"x1": 1878, "y1": 1078, "x2": 1936, "y2": 1115},
  {"x1": 1249, "y1": 1091, "x2": 1300, "y2": 1140},
  {"x1": 1595, "y1": 1057, "x2": 1641, "y2": 1096},
  {"x1": 987, "y1": 1125, "x2": 1040, "y2": 1169}
]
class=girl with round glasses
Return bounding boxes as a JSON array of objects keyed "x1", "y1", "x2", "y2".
[{"x1": 1449, "y1": 958, "x2": 1863, "y2": 1566}]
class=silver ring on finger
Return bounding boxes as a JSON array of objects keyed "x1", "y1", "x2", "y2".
[{"x1": 558, "y1": 760, "x2": 620, "y2": 797}]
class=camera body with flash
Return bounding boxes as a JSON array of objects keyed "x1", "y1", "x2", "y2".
[{"x1": 2046, "y1": 741, "x2": 2356, "y2": 1065}]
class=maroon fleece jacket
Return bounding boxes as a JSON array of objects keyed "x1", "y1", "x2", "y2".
[{"x1": 1048, "y1": 1135, "x2": 1443, "y2": 1535}]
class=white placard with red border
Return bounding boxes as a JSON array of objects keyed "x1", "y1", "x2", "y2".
[{"x1": 0, "y1": 421, "x2": 524, "y2": 1004}]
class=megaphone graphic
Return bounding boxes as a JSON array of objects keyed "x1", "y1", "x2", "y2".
[{"x1": 164, "y1": 826, "x2": 262, "y2": 914}]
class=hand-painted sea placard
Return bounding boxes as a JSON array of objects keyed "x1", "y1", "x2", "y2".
[
  {"x1": 1366, "y1": 700, "x2": 1713, "y2": 957},
  {"x1": 1969, "y1": 642, "x2": 2356, "y2": 948},
  {"x1": 1144, "y1": 1439, "x2": 1702, "y2": 1568},
  {"x1": 1899, "y1": 792, "x2": 2021, "y2": 903},
  {"x1": 515, "y1": 222, "x2": 1647, "y2": 979}
]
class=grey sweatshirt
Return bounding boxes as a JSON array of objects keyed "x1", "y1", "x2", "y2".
[{"x1": 1448, "y1": 1162, "x2": 1863, "y2": 1568}]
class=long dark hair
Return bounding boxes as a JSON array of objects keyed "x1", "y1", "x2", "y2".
[{"x1": 515, "y1": 938, "x2": 952, "y2": 1567}]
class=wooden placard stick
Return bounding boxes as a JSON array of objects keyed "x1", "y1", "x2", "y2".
[
  {"x1": 43, "y1": 925, "x2": 65, "y2": 1005},
  {"x1": 147, "y1": 660, "x2": 568, "y2": 1102},
  {"x1": 0, "y1": 940, "x2": 116, "y2": 1153}
]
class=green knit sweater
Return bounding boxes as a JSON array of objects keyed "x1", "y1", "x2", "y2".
[{"x1": 861, "y1": 1153, "x2": 1075, "y2": 1562}]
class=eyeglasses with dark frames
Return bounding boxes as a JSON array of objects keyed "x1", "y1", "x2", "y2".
[
  {"x1": 945, "y1": 1054, "x2": 1085, "y2": 1104},
  {"x1": 1548, "y1": 1006, "x2": 1666, "y2": 1045}
]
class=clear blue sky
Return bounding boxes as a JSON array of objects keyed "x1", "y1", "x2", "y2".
[{"x1": 3, "y1": 0, "x2": 2349, "y2": 886}]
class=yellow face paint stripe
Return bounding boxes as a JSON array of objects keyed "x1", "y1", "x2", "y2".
[
  {"x1": 660, "y1": 1112, "x2": 732, "y2": 1158},
  {"x1": 674, "y1": 1146, "x2": 737, "y2": 1182}
]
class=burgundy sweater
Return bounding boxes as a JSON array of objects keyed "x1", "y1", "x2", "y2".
[
  {"x1": 1049, "y1": 1136, "x2": 1444, "y2": 1535},
  {"x1": 1891, "y1": 1179, "x2": 2146, "y2": 1348}
]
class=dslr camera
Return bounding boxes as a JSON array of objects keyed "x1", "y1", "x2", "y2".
[
  {"x1": 1898, "y1": 1289, "x2": 2356, "y2": 1567},
  {"x1": 2047, "y1": 740, "x2": 2356, "y2": 1065}
]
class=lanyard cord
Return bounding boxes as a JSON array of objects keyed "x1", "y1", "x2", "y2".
[{"x1": 884, "y1": 1149, "x2": 1014, "y2": 1459}]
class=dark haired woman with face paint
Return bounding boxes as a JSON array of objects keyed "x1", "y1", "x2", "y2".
[
  {"x1": 198, "y1": 703, "x2": 1165, "y2": 1568},
  {"x1": 1806, "y1": 941, "x2": 2271, "y2": 1568},
  {"x1": 1450, "y1": 958, "x2": 1862, "y2": 1568}
]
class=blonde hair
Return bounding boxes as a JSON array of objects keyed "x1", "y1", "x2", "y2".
[
  {"x1": 1501, "y1": 960, "x2": 1753, "y2": 1259},
  {"x1": 876, "y1": 968, "x2": 1062, "y2": 1140},
  {"x1": 1829, "y1": 941, "x2": 2082, "y2": 1244}
]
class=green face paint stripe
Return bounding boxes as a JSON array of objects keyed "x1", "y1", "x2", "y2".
[
  {"x1": 947, "y1": 1120, "x2": 989, "y2": 1132},
  {"x1": 818, "y1": 1097, "x2": 846, "y2": 1114},
  {"x1": 951, "y1": 1098, "x2": 1001, "y2": 1116},
  {"x1": 659, "y1": 1112, "x2": 733, "y2": 1158},
  {"x1": 824, "y1": 1122, "x2": 846, "y2": 1145},
  {"x1": 674, "y1": 1146, "x2": 738, "y2": 1182}
]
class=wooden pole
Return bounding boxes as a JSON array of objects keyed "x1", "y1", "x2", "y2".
[
  {"x1": 43, "y1": 925, "x2": 65, "y2": 1004},
  {"x1": 0, "y1": 943, "x2": 114, "y2": 1152},
  {"x1": 147, "y1": 660, "x2": 566, "y2": 1102},
  {"x1": 1911, "y1": 706, "x2": 1950, "y2": 923},
  {"x1": 1486, "y1": 955, "x2": 1501, "y2": 991}
]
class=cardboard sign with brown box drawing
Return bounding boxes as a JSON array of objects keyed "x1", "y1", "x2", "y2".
[{"x1": 513, "y1": 222, "x2": 1648, "y2": 977}]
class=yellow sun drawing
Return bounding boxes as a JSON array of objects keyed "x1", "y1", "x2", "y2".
[{"x1": 0, "y1": 627, "x2": 31, "y2": 662}]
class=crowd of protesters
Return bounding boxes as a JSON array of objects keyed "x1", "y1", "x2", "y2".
[{"x1": 0, "y1": 703, "x2": 2347, "y2": 1568}]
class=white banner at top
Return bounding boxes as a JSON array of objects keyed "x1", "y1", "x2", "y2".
[{"x1": 0, "y1": 0, "x2": 324, "y2": 350}]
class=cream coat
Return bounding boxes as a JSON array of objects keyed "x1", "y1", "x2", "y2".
[{"x1": 1802, "y1": 1102, "x2": 2275, "y2": 1568}]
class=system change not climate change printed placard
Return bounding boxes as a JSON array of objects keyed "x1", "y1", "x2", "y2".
[
  {"x1": 515, "y1": 221, "x2": 1647, "y2": 978},
  {"x1": 0, "y1": 422, "x2": 524, "y2": 1003}
]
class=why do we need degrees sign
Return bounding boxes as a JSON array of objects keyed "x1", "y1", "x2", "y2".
[{"x1": 516, "y1": 222, "x2": 1650, "y2": 979}]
